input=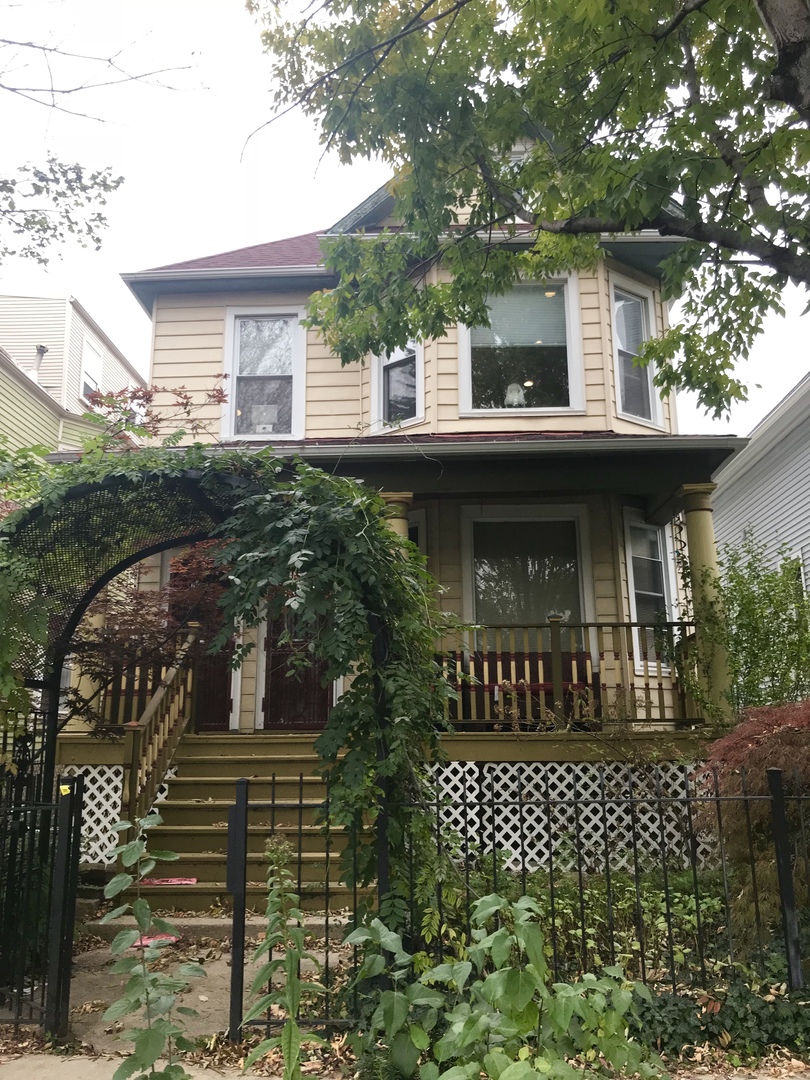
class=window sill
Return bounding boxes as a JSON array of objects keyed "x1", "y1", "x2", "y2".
[
  {"x1": 616, "y1": 410, "x2": 667, "y2": 432},
  {"x1": 223, "y1": 431, "x2": 301, "y2": 441},
  {"x1": 458, "y1": 407, "x2": 587, "y2": 418},
  {"x1": 368, "y1": 414, "x2": 426, "y2": 434}
]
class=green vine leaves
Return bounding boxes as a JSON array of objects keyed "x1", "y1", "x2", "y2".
[{"x1": 0, "y1": 443, "x2": 457, "y2": 886}]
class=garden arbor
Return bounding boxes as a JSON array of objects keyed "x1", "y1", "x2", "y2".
[{"x1": 0, "y1": 451, "x2": 448, "y2": 852}]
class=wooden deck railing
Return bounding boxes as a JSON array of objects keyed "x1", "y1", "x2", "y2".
[
  {"x1": 122, "y1": 629, "x2": 197, "y2": 821},
  {"x1": 440, "y1": 619, "x2": 701, "y2": 731}
]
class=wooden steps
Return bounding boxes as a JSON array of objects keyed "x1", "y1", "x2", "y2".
[{"x1": 139, "y1": 733, "x2": 366, "y2": 911}]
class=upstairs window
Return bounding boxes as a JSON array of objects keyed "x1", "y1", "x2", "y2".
[
  {"x1": 459, "y1": 278, "x2": 584, "y2": 414},
  {"x1": 372, "y1": 341, "x2": 423, "y2": 431},
  {"x1": 383, "y1": 345, "x2": 417, "y2": 423},
  {"x1": 81, "y1": 336, "x2": 102, "y2": 403},
  {"x1": 225, "y1": 308, "x2": 305, "y2": 439},
  {"x1": 613, "y1": 283, "x2": 658, "y2": 423}
]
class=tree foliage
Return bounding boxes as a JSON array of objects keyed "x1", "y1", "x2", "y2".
[{"x1": 250, "y1": 0, "x2": 810, "y2": 414}]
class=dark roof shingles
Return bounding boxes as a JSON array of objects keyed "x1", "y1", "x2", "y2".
[{"x1": 149, "y1": 231, "x2": 326, "y2": 272}]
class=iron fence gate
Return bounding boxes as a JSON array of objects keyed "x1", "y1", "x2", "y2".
[{"x1": 0, "y1": 774, "x2": 83, "y2": 1033}]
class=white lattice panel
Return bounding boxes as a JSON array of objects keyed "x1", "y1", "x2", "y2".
[
  {"x1": 153, "y1": 765, "x2": 177, "y2": 804},
  {"x1": 433, "y1": 761, "x2": 711, "y2": 873},
  {"x1": 430, "y1": 761, "x2": 480, "y2": 843},
  {"x1": 60, "y1": 765, "x2": 124, "y2": 866}
]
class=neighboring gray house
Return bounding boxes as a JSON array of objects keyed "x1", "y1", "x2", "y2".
[
  {"x1": 713, "y1": 371, "x2": 810, "y2": 583},
  {"x1": 0, "y1": 294, "x2": 144, "y2": 415}
]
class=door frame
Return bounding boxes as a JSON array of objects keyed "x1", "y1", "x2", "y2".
[{"x1": 253, "y1": 618, "x2": 342, "y2": 730}]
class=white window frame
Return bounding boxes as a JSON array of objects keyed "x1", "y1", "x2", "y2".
[
  {"x1": 370, "y1": 342, "x2": 424, "y2": 433},
  {"x1": 80, "y1": 334, "x2": 103, "y2": 406},
  {"x1": 460, "y1": 504, "x2": 596, "y2": 625},
  {"x1": 457, "y1": 274, "x2": 585, "y2": 417},
  {"x1": 624, "y1": 510, "x2": 679, "y2": 670},
  {"x1": 781, "y1": 549, "x2": 807, "y2": 593},
  {"x1": 222, "y1": 305, "x2": 307, "y2": 440},
  {"x1": 611, "y1": 274, "x2": 664, "y2": 429}
]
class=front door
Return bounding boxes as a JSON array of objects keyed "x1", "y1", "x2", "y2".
[
  {"x1": 261, "y1": 623, "x2": 330, "y2": 731},
  {"x1": 193, "y1": 644, "x2": 234, "y2": 732}
]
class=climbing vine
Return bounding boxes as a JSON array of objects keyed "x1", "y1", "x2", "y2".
[{"x1": 0, "y1": 439, "x2": 456, "y2": 887}]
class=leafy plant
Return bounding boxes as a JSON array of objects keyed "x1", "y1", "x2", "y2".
[
  {"x1": 100, "y1": 812, "x2": 205, "y2": 1080},
  {"x1": 240, "y1": 839, "x2": 326, "y2": 1079},
  {"x1": 347, "y1": 894, "x2": 663, "y2": 1080}
]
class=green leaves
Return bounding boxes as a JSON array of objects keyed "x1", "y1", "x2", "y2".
[{"x1": 105, "y1": 872, "x2": 134, "y2": 899}]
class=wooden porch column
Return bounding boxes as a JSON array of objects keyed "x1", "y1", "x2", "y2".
[
  {"x1": 380, "y1": 491, "x2": 413, "y2": 538},
  {"x1": 678, "y1": 483, "x2": 731, "y2": 721}
]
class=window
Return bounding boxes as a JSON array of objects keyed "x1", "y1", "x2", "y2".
[
  {"x1": 612, "y1": 282, "x2": 657, "y2": 423},
  {"x1": 383, "y1": 346, "x2": 417, "y2": 423},
  {"x1": 81, "y1": 336, "x2": 102, "y2": 402},
  {"x1": 625, "y1": 512, "x2": 677, "y2": 659},
  {"x1": 224, "y1": 308, "x2": 305, "y2": 439},
  {"x1": 372, "y1": 342, "x2": 423, "y2": 430},
  {"x1": 461, "y1": 506, "x2": 593, "y2": 629},
  {"x1": 473, "y1": 519, "x2": 583, "y2": 626},
  {"x1": 459, "y1": 278, "x2": 584, "y2": 414}
]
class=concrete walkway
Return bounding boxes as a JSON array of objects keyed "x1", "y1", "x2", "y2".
[{"x1": 0, "y1": 1053, "x2": 268, "y2": 1078}]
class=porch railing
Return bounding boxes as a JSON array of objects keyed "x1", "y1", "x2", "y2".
[
  {"x1": 441, "y1": 619, "x2": 700, "y2": 730},
  {"x1": 122, "y1": 628, "x2": 197, "y2": 821}
]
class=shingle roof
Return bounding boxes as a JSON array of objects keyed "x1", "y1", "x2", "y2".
[{"x1": 150, "y1": 231, "x2": 326, "y2": 272}]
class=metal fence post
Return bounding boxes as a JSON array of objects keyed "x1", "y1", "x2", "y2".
[
  {"x1": 227, "y1": 777, "x2": 249, "y2": 1042},
  {"x1": 44, "y1": 773, "x2": 83, "y2": 1037},
  {"x1": 767, "y1": 768, "x2": 805, "y2": 990}
]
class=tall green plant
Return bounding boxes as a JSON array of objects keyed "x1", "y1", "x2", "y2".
[
  {"x1": 683, "y1": 531, "x2": 810, "y2": 718},
  {"x1": 347, "y1": 895, "x2": 663, "y2": 1080},
  {"x1": 240, "y1": 840, "x2": 326, "y2": 1079},
  {"x1": 101, "y1": 812, "x2": 205, "y2": 1080}
]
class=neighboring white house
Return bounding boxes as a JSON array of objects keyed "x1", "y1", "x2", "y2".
[
  {"x1": 713, "y1": 370, "x2": 810, "y2": 582},
  {"x1": 0, "y1": 294, "x2": 144, "y2": 417}
]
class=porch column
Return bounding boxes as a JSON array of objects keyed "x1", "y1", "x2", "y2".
[
  {"x1": 380, "y1": 491, "x2": 413, "y2": 538},
  {"x1": 678, "y1": 483, "x2": 731, "y2": 721}
]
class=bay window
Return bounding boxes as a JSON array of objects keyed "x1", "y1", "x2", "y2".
[
  {"x1": 612, "y1": 282, "x2": 658, "y2": 423},
  {"x1": 459, "y1": 278, "x2": 584, "y2": 414}
]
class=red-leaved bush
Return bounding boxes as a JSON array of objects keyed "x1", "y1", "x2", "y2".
[{"x1": 705, "y1": 699, "x2": 810, "y2": 797}]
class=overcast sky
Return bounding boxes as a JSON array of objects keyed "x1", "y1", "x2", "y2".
[{"x1": 1, "y1": 0, "x2": 808, "y2": 438}]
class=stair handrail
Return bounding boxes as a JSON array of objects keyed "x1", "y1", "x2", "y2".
[{"x1": 122, "y1": 625, "x2": 198, "y2": 822}]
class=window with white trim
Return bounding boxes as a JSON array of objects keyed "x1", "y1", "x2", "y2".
[
  {"x1": 81, "y1": 336, "x2": 102, "y2": 402},
  {"x1": 627, "y1": 522, "x2": 669, "y2": 625},
  {"x1": 459, "y1": 278, "x2": 584, "y2": 414},
  {"x1": 612, "y1": 283, "x2": 656, "y2": 422},
  {"x1": 224, "y1": 308, "x2": 305, "y2": 439}
]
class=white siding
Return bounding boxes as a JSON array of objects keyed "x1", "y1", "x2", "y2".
[
  {"x1": 0, "y1": 295, "x2": 68, "y2": 405},
  {"x1": 714, "y1": 415, "x2": 810, "y2": 580}
]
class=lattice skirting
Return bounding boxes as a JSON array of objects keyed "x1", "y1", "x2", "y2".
[
  {"x1": 60, "y1": 765, "x2": 124, "y2": 866},
  {"x1": 61, "y1": 764, "x2": 177, "y2": 866},
  {"x1": 432, "y1": 760, "x2": 710, "y2": 873}
]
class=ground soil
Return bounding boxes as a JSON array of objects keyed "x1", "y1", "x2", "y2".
[{"x1": 1, "y1": 933, "x2": 809, "y2": 1080}]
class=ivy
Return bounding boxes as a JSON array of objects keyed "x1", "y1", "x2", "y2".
[{"x1": 0, "y1": 441, "x2": 457, "y2": 885}]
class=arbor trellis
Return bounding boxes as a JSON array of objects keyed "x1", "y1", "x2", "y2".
[{"x1": 0, "y1": 445, "x2": 452, "y2": 884}]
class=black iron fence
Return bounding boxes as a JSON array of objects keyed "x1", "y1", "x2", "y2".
[
  {"x1": 0, "y1": 775, "x2": 83, "y2": 1033},
  {"x1": 225, "y1": 766, "x2": 809, "y2": 1037},
  {"x1": 1, "y1": 707, "x2": 50, "y2": 809}
]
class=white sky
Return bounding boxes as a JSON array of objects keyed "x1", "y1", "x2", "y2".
[{"x1": 1, "y1": 0, "x2": 808, "y2": 438}]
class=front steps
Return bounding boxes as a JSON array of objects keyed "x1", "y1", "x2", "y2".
[{"x1": 139, "y1": 734, "x2": 366, "y2": 912}]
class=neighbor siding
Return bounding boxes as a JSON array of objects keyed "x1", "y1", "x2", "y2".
[
  {"x1": 714, "y1": 414, "x2": 810, "y2": 581},
  {"x1": 0, "y1": 361, "x2": 62, "y2": 449},
  {"x1": 0, "y1": 295, "x2": 68, "y2": 405}
]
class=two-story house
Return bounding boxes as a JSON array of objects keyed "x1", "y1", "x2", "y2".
[
  {"x1": 0, "y1": 294, "x2": 145, "y2": 446},
  {"x1": 54, "y1": 187, "x2": 745, "y2": 901}
]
